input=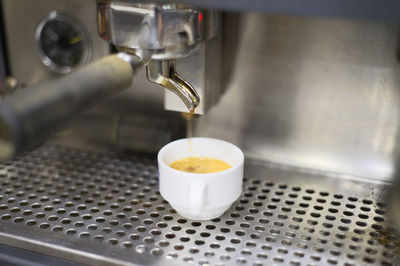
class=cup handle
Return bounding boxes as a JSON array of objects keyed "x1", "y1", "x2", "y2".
[{"x1": 190, "y1": 181, "x2": 207, "y2": 215}]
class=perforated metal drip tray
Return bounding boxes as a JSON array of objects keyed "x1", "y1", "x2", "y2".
[{"x1": 0, "y1": 145, "x2": 398, "y2": 266}]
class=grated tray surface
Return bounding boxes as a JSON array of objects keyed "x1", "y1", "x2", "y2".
[{"x1": 0, "y1": 145, "x2": 398, "y2": 266}]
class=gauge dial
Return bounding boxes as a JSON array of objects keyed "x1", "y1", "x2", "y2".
[{"x1": 36, "y1": 12, "x2": 90, "y2": 73}]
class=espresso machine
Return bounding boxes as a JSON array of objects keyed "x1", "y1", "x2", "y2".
[{"x1": 0, "y1": 0, "x2": 400, "y2": 265}]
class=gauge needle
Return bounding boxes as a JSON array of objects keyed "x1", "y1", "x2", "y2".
[{"x1": 70, "y1": 36, "x2": 82, "y2": 45}]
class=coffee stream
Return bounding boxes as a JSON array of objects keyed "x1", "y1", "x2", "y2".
[{"x1": 182, "y1": 110, "x2": 195, "y2": 139}]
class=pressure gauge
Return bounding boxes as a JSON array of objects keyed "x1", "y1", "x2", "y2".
[{"x1": 36, "y1": 11, "x2": 91, "y2": 73}]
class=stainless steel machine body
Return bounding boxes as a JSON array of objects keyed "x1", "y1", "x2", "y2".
[
  {"x1": 1, "y1": 0, "x2": 400, "y2": 265},
  {"x1": 0, "y1": 0, "x2": 221, "y2": 160}
]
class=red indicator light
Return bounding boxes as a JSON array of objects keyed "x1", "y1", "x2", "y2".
[{"x1": 199, "y1": 12, "x2": 203, "y2": 23}]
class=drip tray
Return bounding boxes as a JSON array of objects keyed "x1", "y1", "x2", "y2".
[{"x1": 0, "y1": 145, "x2": 398, "y2": 266}]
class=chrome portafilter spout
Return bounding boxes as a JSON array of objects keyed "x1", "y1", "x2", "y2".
[
  {"x1": 118, "y1": 48, "x2": 200, "y2": 113},
  {"x1": 146, "y1": 60, "x2": 200, "y2": 112}
]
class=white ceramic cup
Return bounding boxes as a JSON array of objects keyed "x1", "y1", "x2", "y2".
[{"x1": 158, "y1": 137, "x2": 244, "y2": 220}]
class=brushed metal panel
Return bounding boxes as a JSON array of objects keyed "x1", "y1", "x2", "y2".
[{"x1": 196, "y1": 14, "x2": 400, "y2": 181}]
